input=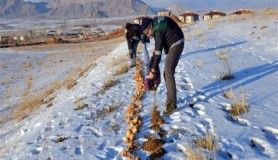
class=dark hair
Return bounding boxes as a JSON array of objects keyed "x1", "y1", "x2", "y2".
[{"x1": 141, "y1": 17, "x2": 153, "y2": 32}]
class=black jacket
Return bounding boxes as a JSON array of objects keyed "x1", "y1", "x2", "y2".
[
  {"x1": 151, "y1": 16, "x2": 184, "y2": 69},
  {"x1": 125, "y1": 23, "x2": 149, "y2": 51}
]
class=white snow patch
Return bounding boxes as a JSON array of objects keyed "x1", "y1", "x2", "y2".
[
  {"x1": 263, "y1": 127, "x2": 278, "y2": 141},
  {"x1": 250, "y1": 137, "x2": 274, "y2": 157}
]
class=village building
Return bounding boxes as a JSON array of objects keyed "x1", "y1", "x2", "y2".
[
  {"x1": 203, "y1": 10, "x2": 226, "y2": 21},
  {"x1": 178, "y1": 12, "x2": 199, "y2": 24},
  {"x1": 231, "y1": 9, "x2": 254, "y2": 16},
  {"x1": 158, "y1": 11, "x2": 171, "y2": 17}
]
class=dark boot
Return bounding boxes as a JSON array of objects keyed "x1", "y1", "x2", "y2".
[{"x1": 163, "y1": 100, "x2": 177, "y2": 116}]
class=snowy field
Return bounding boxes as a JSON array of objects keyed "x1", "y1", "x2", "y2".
[
  {"x1": 0, "y1": 38, "x2": 123, "y2": 122},
  {"x1": 0, "y1": 12, "x2": 278, "y2": 159}
]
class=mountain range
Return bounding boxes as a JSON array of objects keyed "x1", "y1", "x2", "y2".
[{"x1": 0, "y1": 0, "x2": 154, "y2": 18}]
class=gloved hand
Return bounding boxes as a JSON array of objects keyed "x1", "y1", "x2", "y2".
[
  {"x1": 144, "y1": 70, "x2": 160, "y2": 91},
  {"x1": 141, "y1": 34, "x2": 150, "y2": 44}
]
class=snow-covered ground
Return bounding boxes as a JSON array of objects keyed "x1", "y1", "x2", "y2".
[{"x1": 0, "y1": 13, "x2": 277, "y2": 159}]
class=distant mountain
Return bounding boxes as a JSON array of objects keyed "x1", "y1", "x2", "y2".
[
  {"x1": 143, "y1": 0, "x2": 278, "y2": 11},
  {"x1": 0, "y1": 0, "x2": 48, "y2": 18},
  {"x1": 166, "y1": 4, "x2": 187, "y2": 16},
  {"x1": 0, "y1": 0, "x2": 154, "y2": 18}
]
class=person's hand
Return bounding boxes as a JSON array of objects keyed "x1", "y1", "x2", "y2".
[{"x1": 146, "y1": 71, "x2": 154, "y2": 80}]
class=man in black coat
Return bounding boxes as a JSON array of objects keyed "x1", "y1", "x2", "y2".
[
  {"x1": 141, "y1": 16, "x2": 184, "y2": 115},
  {"x1": 125, "y1": 23, "x2": 149, "y2": 67}
]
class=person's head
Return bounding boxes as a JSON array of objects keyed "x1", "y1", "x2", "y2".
[{"x1": 141, "y1": 17, "x2": 154, "y2": 38}]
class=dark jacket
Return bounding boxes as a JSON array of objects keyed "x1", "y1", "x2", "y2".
[
  {"x1": 151, "y1": 16, "x2": 184, "y2": 69},
  {"x1": 125, "y1": 23, "x2": 149, "y2": 52}
]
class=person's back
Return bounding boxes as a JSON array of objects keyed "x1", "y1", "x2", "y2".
[
  {"x1": 152, "y1": 16, "x2": 184, "y2": 54},
  {"x1": 125, "y1": 23, "x2": 150, "y2": 67},
  {"x1": 125, "y1": 23, "x2": 141, "y2": 41}
]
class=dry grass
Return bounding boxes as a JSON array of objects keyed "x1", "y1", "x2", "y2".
[
  {"x1": 65, "y1": 64, "x2": 95, "y2": 90},
  {"x1": 223, "y1": 88, "x2": 235, "y2": 99},
  {"x1": 96, "y1": 104, "x2": 120, "y2": 119},
  {"x1": 216, "y1": 51, "x2": 234, "y2": 80},
  {"x1": 206, "y1": 20, "x2": 218, "y2": 30},
  {"x1": 74, "y1": 102, "x2": 88, "y2": 111},
  {"x1": 194, "y1": 135, "x2": 217, "y2": 151},
  {"x1": 184, "y1": 147, "x2": 205, "y2": 160},
  {"x1": 23, "y1": 62, "x2": 33, "y2": 69},
  {"x1": 192, "y1": 29, "x2": 204, "y2": 37},
  {"x1": 74, "y1": 96, "x2": 88, "y2": 110},
  {"x1": 98, "y1": 77, "x2": 118, "y2": 95},
  {"x1": 151, "y1": 106, "x2": 165, "y2": 128},
  {"x1": 12, "y1": 80, "x2": 64, "y2": 120},
  {"x1": 261, "y1": 8, "x2": 278, "y2": 16},
  {"x1": 229, "y1": 94, "x2": 249, "y2": 117},
  {"x1": 22, "y1": 75, "x2": 33, "y2": 96},
  {"x1": 142, "y1": 136, "x2": 164, "y2": 154},
  {"x1": 115, "y1": 63, "x2": 129, "y2": 76},
  {"x1": 215, "y1": 50, "x2": 229, "y2": 61},
  {"x1": 65, "y1": 79, "x2": 78, "y2": 90}
]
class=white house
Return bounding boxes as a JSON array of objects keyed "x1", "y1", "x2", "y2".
[
  {"x1": 178, "y1": 12, "x2": 199, "y2": 24},
  {"x1": 158, "y1": 11, "x2": 171, "y2": 17}
]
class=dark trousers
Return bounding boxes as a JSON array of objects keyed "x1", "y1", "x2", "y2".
[
  {"x1": 164, "y1": 42, "x2": 184, "y2": 105},
  {"x1": 129, "y1": 40, "x2": 139, "y2": 59}
]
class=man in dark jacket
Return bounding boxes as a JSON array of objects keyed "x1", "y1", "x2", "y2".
[
  {"x1": 125, "y1": 23, "x2": 149, "y2": 67},
  {"x1": 141, "y1": 16, "x2": 184, "y2": 115}
]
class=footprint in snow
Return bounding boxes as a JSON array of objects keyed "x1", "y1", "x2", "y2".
[
  {"x1": 192, "y1": 103, "x2": 206, "y2": 116},
  {"x1": 262, "y1": 126, "x2": 278, "y2": 142},
  {"x1": 219, "y1": 138, "x2": 245, "y2": 159},
  {"x1": 200, "y1": 118, "x2": 215, "y2": 134},
  {"x1": 250, "y1": 137, "x2": 274, "y2": 158},
  {"x1": 75, "y1": 146, "x2": 83, "y2": 155},
  {"x1": 194, "y1": 123, "x2": 207, "y2": 135},
  {"x1": 30, "y1": 146, "x2": 43, "y2": 155}
]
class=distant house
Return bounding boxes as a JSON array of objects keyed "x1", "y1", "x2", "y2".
[
  {"x1": 13, "y1": 36, "x2": 25, "y2": 41},
  {"x1": 178, "y1": 12, "x2": 199, "y2": 24},
  {"x1": 47, "y1": 30, "x2": 58, "y2": 36},
  {"x1": 0, "y1": 36, "x2": 13, "y2": 44},
  {"x1": 158, "y1": 11, "x2": 171, "y2": 17},
  {"x1": 82, "y1": 25, "x2": 92, "y2": 34},
  {"x1": 203, "y1": 10, "x2": 226, "y2": 21},
  {"x1": 67, "y1": 29, "x2": 84, "y2": 39},
  {"x1": 231, "y1": 9, "x2": 254, "y2": 15}
]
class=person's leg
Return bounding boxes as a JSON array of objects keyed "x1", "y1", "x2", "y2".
[
  {"x1": 164, "y1": 43, "x2": 184, "y2": 112},
  {"x1": 131, "y1": 41, "x2": 139, "y2": 66},
  {"x1": 143, "y1": 43, "x2": 150, "y2": 69}
]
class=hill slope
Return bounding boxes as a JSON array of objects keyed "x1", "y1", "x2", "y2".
[
  {"x1": 0, "y1": 0, "x2": 153, "y2": 18},
  {"x1": 0, "y1": 12, "x2": 277, "y2": 159}
]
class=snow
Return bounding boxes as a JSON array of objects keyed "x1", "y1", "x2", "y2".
[{"x1": 0, "y1": 13, "x2": 278, "y2": 159}]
